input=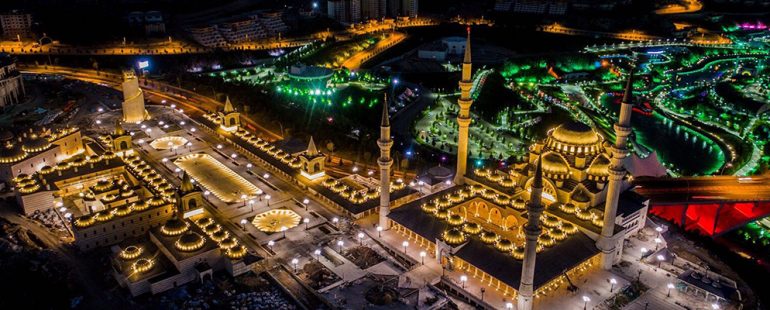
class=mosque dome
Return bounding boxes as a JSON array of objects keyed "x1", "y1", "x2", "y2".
[
  {"x1": 541, "y1": 152, "x2": 570, "y2": 177},
  {"x1": 161, "y1": 218, "x2": 189, "y2": 236},
  {"x1": 0, "y1": 130, "x2": 14, "y2": 142},
  {"x1": 0, "y1": 141, "x2": 26, "y2": 163},
  {"x1": 550, "y1": 121, "x2": 601, "y2": 145},
  {"x1": 175, "y1": 231, "x2": 205, "y2": 252},
  {"x1": 586, "y1": 154, "x2": 611, "y2": 177},
  {"x1": 22, "y1": 134, "x2": 51, "y2": 152}
]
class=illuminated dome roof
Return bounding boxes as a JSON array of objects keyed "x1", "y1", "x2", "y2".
[
  {"x1": 550, "y1": 121, "x2": 600, "y2": 145},
  {"x1": 571, "y1": 188, "x2": 591, "y2": 203},
  {"x1": 22, "y1": 134, "x2": 51, "y2": 152},
  {"x1": 0, "y1": 130, "x2": 14, "y2": 142},
  {"x1": 161, "y1": 218, "x2": 189, "y2": 236},
  {"x1": 0, "y1": 141, "x2": 26, "y2": 162},
  {"x1": 587, "y1": 155, "x2": 610, "y2": 176},
  {"x1": 542, "y1": 152, "x2": 570, "y2": 176},
  {"x1": 175, "y1": 231, "x2": 205, "y2": 252}
]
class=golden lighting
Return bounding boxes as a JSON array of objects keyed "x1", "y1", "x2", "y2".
[
  {"x1": 219, "y1": 237, "x2": 238, "y2": 249},
  {"x1": 463, "y1": 222, "x2": 482, "y2": 235},
  {"x1": 251, "y1": 209, "x2": 301, "y2": 233},
  {"x1": 150, "y1": 136, "x2": 189, "y2": 150},
  {"x1": 480, "y1": 231, "x2": 499, "y2": 244},
  {"x1": 132, "y1": 258, "x2": 155, "y2": 273},
  {"x1": 175, "y1": 153, "x2": 262, "y2": 203},
  {"x1": 495, "y1": 239, "x2": 514, "y2": 252},
  {"x1": 161, "y1": 219, "x2": 190, "y2": 236},
  {"x1": 74, "y1": 215, "x2": 95, "y2": 227},
  {"x1": 175, "y1": 232, "x2": 206, "y2": 252},
  {"x1": 226, "y1": 245, "x2": 247, "y2": 259},
  {"x1": 442, "y1": 228, "x2": 467, "y2": 245},
  {"x1": 447, "y1": 214, "x2": 465, "y2": 226},
  {"x1": 119, "y1": 245, "x2": 143, "y2": 260}
]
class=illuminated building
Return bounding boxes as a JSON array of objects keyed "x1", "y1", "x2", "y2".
[
  {"x1": 0, "y1": 10, "x2": 32, "y2": 39},
  {"x1": 383, "y1": 31, "x2": 647, "y2": 305},
  {"x1": 0, "y1": 53, "x2": 24, "y2": 107},
  {"x1": 454, "y1": 27, "x2": 473, "y2": 185},
  {"x1": 111, "y1": 212, "x2": 262, "y2": 296},
  {"x1": 0, "y1": 127, "x2": 82, "y2": 184},
  {"x1": 298, "y1": 136, "x2": 326, "y2": 180},
  {"x1": 378, "y1": 95, "x2": 393, "y2": 229},
  {"x1": 121, "y1": 69, "x2": 148, "y2": 123},
  {"x1": 218, "y1": 96, "x2": 240, "y2": 131},
  {"x1": 100, "y1": 119, "x2": 133, "y2": 156}
]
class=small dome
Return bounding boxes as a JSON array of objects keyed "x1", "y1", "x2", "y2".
[
  {"x1": 161, "y1": 218, "x2": 189, "y2": 236},
  {"x1": 550, "y1": 121, "x2": 601, "y2": 145},
  {"x1": 442, "y1": 228, "x2": 466, "y2": 245},
  {"x1": 542, "y1": 152, "x2": 570, "y2": 175},
  {"x1": 571, "y1": 188, "x2": 591, "y2": 203},
  {"x1": 175, "y1": 232, "x2": 205, "y2": 252},
  {"x1": 587, "y1": 155, "x2": 610, "y2": 176},
  {"x1": 22, "y1": 134, "x2": 51, "y2": 152},
  {"x1": 0, "y1": 130, "x2": 14, "y2": 142},
  {"x1": 0, "y1": 141, "x2": 26, "y2": 162}
]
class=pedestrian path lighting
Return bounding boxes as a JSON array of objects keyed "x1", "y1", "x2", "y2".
[
  {"x1": 240, "y1": 219, "x2": 248, "y2": 229},
  {"x1": 314, "y1": 249, "x2": 321, "y2": 260},
  {"x1": 419, "y1": 251, "x2": 426, "y2": 264},
  {"x1": 291, "y1": 258, "x2": 299, "y2": 273},
  {"x1": 610, "y1": 278, "x2": 617, "y2": 292},
  {"x1": 267, "y1": 240, "x2": 275, "y2": 251},
  {"x1": 711, "y1": 303, "x2": 720, "y2": 310},
  {"x1": 667, "y1": 283, "x2": 675, "y2": 297},
  {"x1": 654, "y1": 237, "x2": 662, "y2": 251},
  {"x1": 376, "y1": 226, "x2": 383, "y2": 237},
  {"x1": 337, "y1": 240, "x2": 344, "y2": 252},
  {"x1": 304, "y1": 218, "x2": 310, "y2": 230},
  {"x1": 402, "y1": 241, "x2": 409, "y2": 254},
  {"x1": 656, "y1": 254, "x2": 665, "y2": 267},
  {"x1": 332, "y1": 217, "x2": 339, "y2": 227},
  {"x1": 505, "y1": 303, "x2": 513, "y2": 309},
  {"x1": 281, "y1": 226, "x2": 287, "y2": 238},
  {"x1": 640, "y1": 247, "x2": 648, "y2": 261},
  {"x1": 460, "y1": 275, "x2": 467, "y2": 288},
  {"x1": 582, "y1": 295, "x2": 591, "y2": 310},
  {"x1": 357, "y1": 232, "x2": 365, "y2": 245}
]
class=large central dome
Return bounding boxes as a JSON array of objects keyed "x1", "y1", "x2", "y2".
[{"x1": 550, "y1": 121, "x2": 601, "y2": 145}]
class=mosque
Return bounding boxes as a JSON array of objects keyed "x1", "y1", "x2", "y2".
[{"x1": 379, "y1": 28, "x2": 648, "y2": 308}]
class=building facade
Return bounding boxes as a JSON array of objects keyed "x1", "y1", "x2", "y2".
[
  {"x1": 0, "y1": 11, "x2": 33, "y2": 39},
  {"x1": 0, "y1": 53, "x2": 24, "y2": 108}
]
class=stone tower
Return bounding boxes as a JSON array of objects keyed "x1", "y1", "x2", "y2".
[
  {"x1": 219, "y1": 96, "x2": 241, "y2": 131},
  {"x1": 378, "y1": 94, "x2": 393, "y2": 229},
  {"x1": 454, "y1": 27, "x2": 473, "y2": 185},
  {"x1": 517, "y1": 156, "x2": 544, "y2": 310},
  {"x1": 298, "y1": 136, "x2": 326, "y2": 180},
  {"x1": 121, "y1": 69, "x2": 147, "y2": 123},
  {"x1": 597, "y1": 67, "x2": 635, "y2": 270}
]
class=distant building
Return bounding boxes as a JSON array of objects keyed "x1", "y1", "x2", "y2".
[
  {"x1": 0, "y1": 127, "x2": 82, "y2": 186},
  {"x1": 402, "y1": 0, "x2": 418, "y2": 17},
  {"x1": 0, "y1": 54, "x2": 24, "y2": 108},
  {"x1": 127, "y1": 11, "x2": 166, "y2": 36},
  {"x1": 327, "y1": 0, "x2": 361, "y2": 24},
  {"x1": 0, "y1": 10, "x2": 33, "y2": 39},
  {"x1": 361, "y1": 0, "x2": 387, "y2": 20},
  {"x1": 187, "y1": 11, "x2": 289, "y2": 48}
]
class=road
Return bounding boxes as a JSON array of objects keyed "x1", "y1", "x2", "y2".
[{"x1": 633, "y1": 175, "x2": 770, "y2": 202}]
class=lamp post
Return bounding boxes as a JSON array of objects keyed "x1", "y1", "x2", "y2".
[
  {"x1": 402, "y1": 241, "x2": 409, "y2": 254},
  {"x1": 505, "y1": 302, "x2": 513, "y2": 309},
  {"x1": 265, "y1": 194, "x2": 271, "y2": 206},
  {"x1": 281, "y1": 226, "x2": 287, "y2": 238},
  {"x1": 304, "y1": 218, "x2": 310, "y2": 230},
  {"x1": 480, "y1": 287, "x2": 485, "y2": 301},
  {"x1": 267, "y1": 240, "x2": 274, "y2": 252},
  {"x1": 657, "y1": 254, "x2": 665, "y2": 268},
  {"x1": 654, "y1": 237, "x2": 662, "y2": 251},
  {"x1": 314, "y1": 249, "x2": 321, "y2": 260},
  {"x1": 419, "y1": 251, "x2": 426, "y2": 265},
  {"x1": 337, "y1": 240, "x2": 344, "y2": 252},
  {"x1": 357, "y1": 232, "x2": 365, "y2": 245},
  {"x1": 640, "y1": 247, "x2": 648, "y2": 262},
  {"x1": 291, "y1": 258, "x2": 299, "y2": 273},
  {"x1": 610, "y1": 278, "x2": 617, "y2": 293},
  {"x1": 460, "y1": 275, "x2": 467, "y2": 289},
  {"x1": 667, "y1": 283, "x2": 674, "y2": 297},
  {"x1": 241, "y1": 194, "x2": 248, "y2": 207},
  {"x1": 376, "y1": 225, "x2": 383, "y2": 237},
  {"x1": 582, "y1": 295, "x2": 591, "y2": 310},
  {"x1": 711, "y1": 303, "x2": 720, "y2": 310},
  {"x1": 332, "y1": 217, "x2": 339, "y2": 228},
  {"x1": 240, "y1": 219, "x2": 248, "y2": 229},
  {"x1": 303, "y1": 198, "x2": 310, "y2": 210}
]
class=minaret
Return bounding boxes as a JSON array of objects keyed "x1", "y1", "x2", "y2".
[
  {"x1": 121, "y1": 69, "x2": 147, "y2": 123},
  {"x1": 223, "y1": 96, "x2": 235, "y2": 113},
  {"x1": 377, "y1": 94, "x2": 393, "y2": 229},
  {"x1": 517, "y1": 156, "x2": 544, "y2": 310},
  {"x1": 307, "y1": 136, "x2": 318, "y2": 156},
  {"x1": 454, "y1": 27, "x2": 473, "y2": 185},
  {"x1": 180, "y1": 171, "x2": 195, "y2": 193},
  {"x1": 597, "y1": 67, "x2": 635, "y2": 270}
]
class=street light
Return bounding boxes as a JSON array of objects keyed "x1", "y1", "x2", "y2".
[
  {"x1": 505, "y1": 303, "x2": 513, "y2": 309},
  {"x1": 582, "y1": 295, "x2": 591, "y2": 310},
  {"x1": 267, "y1": 240, "x2": 275, "y2": 252},
  {"x1": 667, "y1": 283, "x2": 675, "y2": 297},
  {"x1": 657, "y1": 254, "x2": 665, "y2": 268},
  {"x1": 265, "y1": 194, "x2": 271, "y2": 206},
  {"x1": 302, "y1": 198, "x2": 310, "y2": 209},
  {"x1": 376, "y1": 225, "x2": 383, "y2": 237},
  {"x1": 460, "y1": 275, "x2": 467, "y2": 288},
  {"x1": 419, "y1": 251, "x2": 426, "y2": 265},
  {"x1": 291, "y1": 258, "x2": 299, "y2": 273},
  {"x1": 654, "y1": 238, "x2": 662, "y2": 251},
  {"x1": 281, "y1": 226, "x2": 287, "y2": 238},
  {"x1": 337, "y1": 240, "x2": 344, "y2": 252},
  {"x1": 357, "y1": 232, "x2": 365, "y2": 245},
  {"x1": 332, "y1": 217, "x2": 339, "y2": 227},
  {"x1": 314, "y1": 249, "x2": 321, "y2": 260},
  {"x1": 711, "y1": 303, "x2": 720, "y2": 310},
  {"x1": 402, "y1": 241, "x2": 409, "y2": 254},
  {"x1": 610, "y1": 278, "x2": 617, "y2": 293},
  {"x1": 240, "y1": 219, "x2": 248, "y2": 229},
  {"x1": 480, "y1": 287, "x2": 485, "y2": 301},
  {"x1": 304, "y1": 218, "x2": 310, "y2": 230},
  {"x1": 640, "y1": 247, "x2": 648, "y2": 261}
]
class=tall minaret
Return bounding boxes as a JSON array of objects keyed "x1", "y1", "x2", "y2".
[
  {"x1": 597, "y1": 67, "x2": 635, "y2": 270},
  {"x1": 121, "y1": 69, "x2": 147, "y2": 123},
  {"x1": 378, "y1": 94, "x2": 393, "y2": 229},
  {"x1": 454, "y1": 27, "x2": 474, "y2": 185},
  {"x1": 518, "y1": 156, "x2": 544, "y2": 310}
]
